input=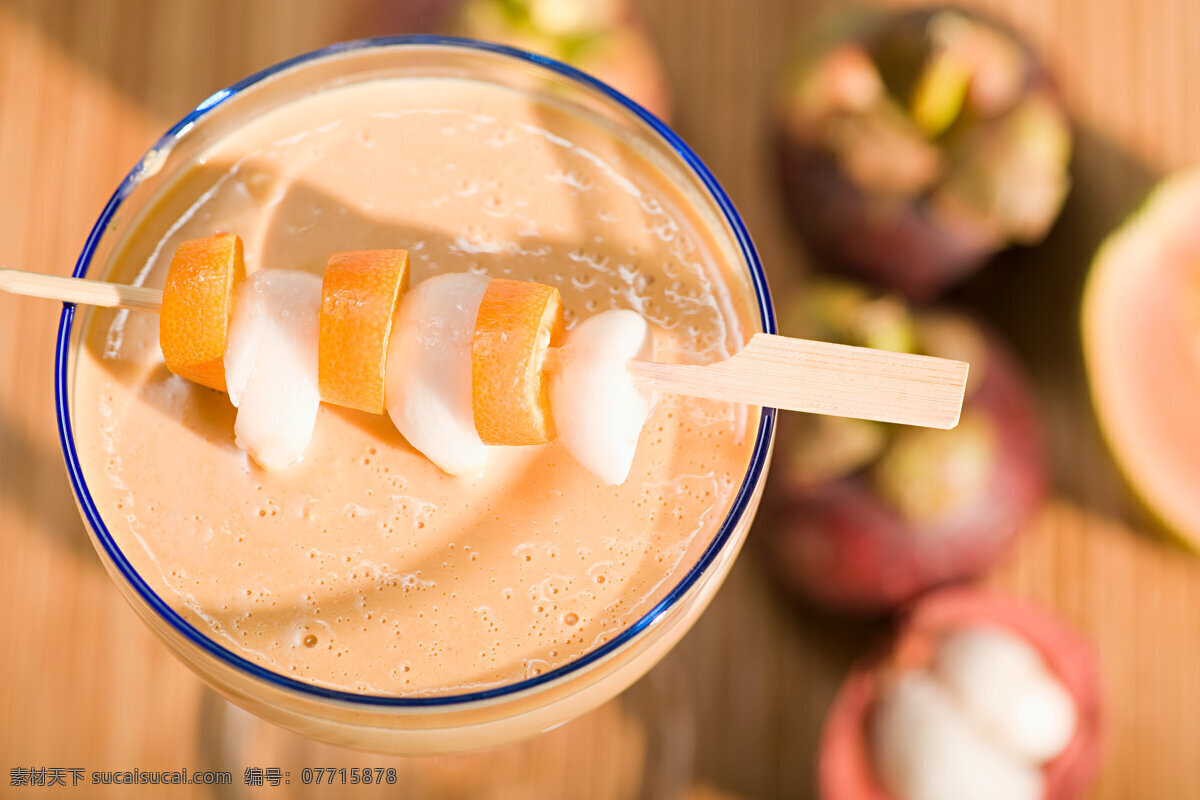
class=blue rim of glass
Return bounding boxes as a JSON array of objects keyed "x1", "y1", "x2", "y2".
[{"x1": 54, "y1": 35, "x2": 776, "y2": 708}]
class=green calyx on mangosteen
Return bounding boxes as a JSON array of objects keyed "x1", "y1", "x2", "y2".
[
  {"x1": 777, "y1": 7, "x2": 1072, "y2": 300},
  {"x1": 873, "y1": 410, "x2": 997, "y2": 524},
  {"x1": 776, "y1": 282, "x2": 996, "y2": 507}
]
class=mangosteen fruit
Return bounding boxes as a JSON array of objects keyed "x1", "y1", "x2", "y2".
[
  {"x1": 760, "y1": 280, "x2": 1046, "y2": 613},
  {"x1": 776, "y1": 7, "x2": 1071, "y2": 299},
  {"x1": 820, "y1": 589, "x2": 1103, "y2": 800}
]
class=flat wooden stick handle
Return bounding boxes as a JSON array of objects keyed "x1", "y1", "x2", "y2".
[
  {"x1": 0, "y1": 269, "x2": 163, "y2": 310},
  {"x1": 627, "y1": 333, "x2": 968, "y2": 429}
]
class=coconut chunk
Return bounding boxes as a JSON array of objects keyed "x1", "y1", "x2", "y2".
[
  {"x1": 223, "y1": 270, "x2": 323, "y2": 470},
  {"x1": 386, "y1": 272, "x2": 493, "y2": 475},
  {"x1": 933, "y1": 625, "x2": 1078, "y2": 764},
  {"x1": 548, "y1": 309, "x2": 654, "y2": 485}
]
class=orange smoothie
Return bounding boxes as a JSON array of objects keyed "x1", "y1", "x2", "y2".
[{"x1": 72, "y1": 76, "x2": 760, "y2": 698}]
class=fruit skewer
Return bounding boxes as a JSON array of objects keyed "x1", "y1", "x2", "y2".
[
  {"x1": 0, "y1": 265, "x2": 968, "y2": 430},
  {"x1": 2, "y1": 233, "x2": 969, "y2": 482}
]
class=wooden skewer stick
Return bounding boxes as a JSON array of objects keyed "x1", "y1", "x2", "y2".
[
  {"x1": 0, "y1": 268, "x2": 163, "y2": 310},
  {"x1": 1, "y1": 269, "x2": 968, "y2": 429}
]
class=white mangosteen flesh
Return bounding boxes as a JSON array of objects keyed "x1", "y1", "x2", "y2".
[
  {"x1": 933, "y1": 626, "x2": 1078, "y2": 764},
  {"x1": 873, "y1": 672, "x2": 1043, "y2": 800},
  {"x1": 871, "y1": 625, "x2": 1078, "y2": 800}
]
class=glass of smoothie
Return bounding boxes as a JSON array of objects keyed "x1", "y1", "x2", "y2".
[{"x1": 57, "y1": 36, "x2": 774, "y2": 754}]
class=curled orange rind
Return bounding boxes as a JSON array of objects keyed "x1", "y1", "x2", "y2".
[{"x1": 471, "y1": 278, "x2": 564, "y2": 445}]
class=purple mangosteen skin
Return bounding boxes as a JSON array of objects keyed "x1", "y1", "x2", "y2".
[{"x1": 778, "y1": 142, "x2": 994, "y2": 301}]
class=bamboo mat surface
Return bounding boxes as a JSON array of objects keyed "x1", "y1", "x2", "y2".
[{"x1": 2, "y1": 1, "x2": 1199, "y2": 797}]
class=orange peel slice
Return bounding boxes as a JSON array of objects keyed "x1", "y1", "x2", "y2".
[
  {"x1": 318, "y1": 249, "x2": 410, "y2": 414},
  {"x1": 472, "y1": 278, "x2": 565, "y2": 445},
  {"x1": 159, "y1": 233, "x2": 245, "y2": 392}
]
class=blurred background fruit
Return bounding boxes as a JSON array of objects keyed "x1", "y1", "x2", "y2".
[
  {"x1": 759, "y1": 280, "x2": 1046, "y2": 613},
  {"x1": 776, "y1": 7, "x2": 1071, "y2": 300},
  {"x1": 1082, "y1": 167, "x2": 1200, "y2": 551},
  {"x1": 453, "y1": 0, "x2": 672, "y2": 120},
  {"x1": 820, "y1": 589, "x2": 1102, "y2": 800}
]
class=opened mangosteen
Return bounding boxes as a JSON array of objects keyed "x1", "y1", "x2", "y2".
[
  {"x1": 776, "y1": 7, "x2": 1071, "y2": 299},
  {"x1": 820, "y1": 588, "x2": 1103, "y2": 800},
  {"x1": 759, "y1": 280, "x2": 1046, "y2": 613}
]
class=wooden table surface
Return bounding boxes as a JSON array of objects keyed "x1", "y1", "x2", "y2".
[{"x1": 2, "y1": 1, "x2": 1199, "y2": 798}]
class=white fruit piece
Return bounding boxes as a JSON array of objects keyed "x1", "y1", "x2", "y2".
[
  {"x1": 933, "y1": 626, "x2": 1078, "y2": 764},
  {"x1": 386, "y1": 272, "x2": 493, "y2": 475},
  {"x1": 872, "y1": 671, "x2": 1044, "y2": 800},
  {"x1": 548, "y1": 309, "x2": 654, "y2": 485},
  {"x1": 223, "y1": 270, "x2": 323, "y2": 470}
]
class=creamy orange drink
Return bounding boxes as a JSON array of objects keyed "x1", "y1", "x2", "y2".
[{"x1": 59, "y1": 39, "x2": 773, "y2": 752}]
